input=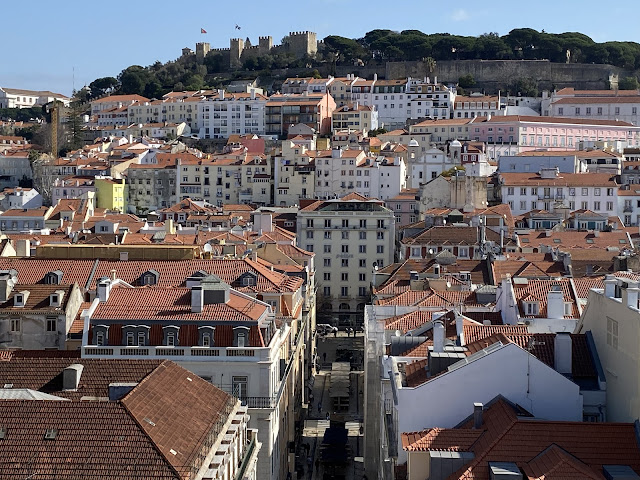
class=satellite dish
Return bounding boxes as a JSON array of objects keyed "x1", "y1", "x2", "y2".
[
  {"x1": 395, "y1": 329, "x2": 401, "y2": 337},
  {"x1": 374, "y1": 264, "x2": 379, "y2": 271},
  {"x1": 446, "y1": 281, "x2": 452, "y2": 289},
  {"x1": 203, "y1": 243, "x2": 212, "y2": 253},
  {"x1": 428, "y1": 248, "x2": 434, "y2": 255}
]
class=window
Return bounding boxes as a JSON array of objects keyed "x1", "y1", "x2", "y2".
[
  {"x1": 341, "y1": 231, "x2": 349, "y2": 239},
  {"x1": 202, "y1": 334, "x2": 211, "y2": 347},
  {"x1": 342, "y1": 219, "x2": 349, "y2": 228},
  {"x1": 306, "y1": 231, "x2": 313, "y2": 239},
  {"x1": 232, "y1": 376, "x2": 248, "y2": 398},
  {"x1": 324, "y1": 272, "x2": 331, "y2": 281},
  {"x1": 127, "y1": 332, "x2": 135, "y2": 346},
  {"x1": 359, "y1": 273, "x2": 366, "y2": 281},
  {"x1": 607, "y1": 317, "x2": 618, "y2": 349},
  {"x1": 324, "y1": 231, "x2": 331, "y2": 239},
  {"x1": 359, "y1": 219, "x2": 367, "y2": 228},
  {"x1": 341, "y1": 259, "x2": 349, "y2": 267},
  {"x1": 166, "y1": 332, "x2": 175, "y2": 346},
  {"x1": 341, "y1": 273, "x2": 348, "y2": 281},
  {"x1": 358, "y1": 286, "x2": 367, "y2": 296},
  {"x1": 359, "y1": 245, "x2": 366, "y2": 253},
  {"x1": 137, "y1": 332, "x2": 146, "y2": 346},
  {"x1": 581, "y1": 188, "x2": 588, "y2": 196},
  {"x1": 323, "y1": 286, "x2": 331, "y2": 296},
  {"x1": 324, "y1": 258, "x2": 331, "y2": 267},
  {"x1": 341, "y1": 244, "x2": 349, "y2": 253},
  {"x1": 569, "y1": 188, "x2": 575, "y2": 196},
  {"x1": 341, "y1": 286, "x2": 348, "y2": 296},
  {"x1": 594, "y1": 188, "x2": 601, "y2": 196},
  {"x1": 10, "y1": 318, "x2": 20, "y2": 332},
  {"x1": 324, "y1": 219, "x2": 331, "y2": 228},
  {"x1": 581, "y1": 201, "x2": 588, "y2": 210},
  {"x1": 458, "y1": 247, "x2": 468, "y2": 258},
  {"x1": 359, "y1": 259, "x2": 366, "y2": 267},
  {"x1": 377, "y1": 219, "x2": 385, "y2": 228},
  {"x1": 377, "y1": 231, "x2": 384, "y2": 240},
  {"x1": 607, "y1": 188, "x2": 614, "y2": 196},
  {"x1": 359, "y1": 231, "x2": 366, "y2": 240},
  {"x1": 520, "y1": 187, "x2": 526, "y2": 195},
  {"x1": 594, "y1": 201, "x2": 601, "y2": 210},
  {"x1": 46, "y1": 318, "x2": 56, "y2": 332},
  {"x1": 564, "y1": 303, "x2": 572, "y2": 316},
  {"x1": 237, "y1": 332, "x2": 245, "y2": 348},
  {"x1": 507, "y1": 187, "x2": 514, "y2": 195},
  {"x1": 96, "y1": 331, "x2": 105, "y2": 346},
  {"x1": 324, "y1": 245, "x2": 331, "y2": 253},
  {"x1": 525, "y1": 302, "x2": 539, "y2": 315},
  {"x1": 606, "y1": 201, "x2": 613, "y2": 211},
  {"x1": 306, "y1": 219, "x2": 314, "y2": 228},
  {"x1": 376, "y1": 245, "x2": 384, "y2": 254}
]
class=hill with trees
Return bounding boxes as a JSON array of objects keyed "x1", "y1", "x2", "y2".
[{"x1": 77, "y1": 28, "x2": 640, "y2": 99}]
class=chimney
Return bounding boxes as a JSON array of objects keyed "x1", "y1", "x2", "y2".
[
  {"x1": 219, "y1": 89, "x2": 225, "y2": 100},
  {"x1": 546, "y1": 285, "x2": 565, "y2": 319},
  {"x1": 191, "y1": 285, "x2": 204, "y2": 313},
  {"x1": 604, "y1": 274, "x2": 617, "y2": 298},
  {"x1": 455, "y1": 312, "x2": 464, "y2": 345},
  {"x1": 433, "y1": 320, "x2": 445, "y2": 353},
  {"x1": 554, "y1": 332, "x2": 572, "y2": 375},
  {"x1": 373, "y1": 73, "x2": 378, "y2": 82},
  {"x1": 409, "y1": 270, "x2": 419, "y2": 281},
  {"x1": 97, "y1": 278, "x2": 111, "y2": 302},
  {"x1": 473, "y1": 402, "x2": 483, "y2": 429},
  {"x1": 15, "y1": 239, "x2": 30, "y2": 257},
  {"x1": 165, "y1": 218, "x2": 176, "y2": 234},
  {"x1": 627, "y1": 286, "x2": 640, "y2": 309},
  {"x1": 110, "y1": 269, "x2": 116, "y2": 282},
  {"x1": 250, "y1": 88, "x2": 256, "y2": 100},
  {"x1": 63, "y1": 364, "x2": 84, "y2": 391}
]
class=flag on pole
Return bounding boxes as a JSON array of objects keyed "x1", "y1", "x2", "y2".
[{"x1": 201, "y1": 28, "x2": 207, "y2": 34}]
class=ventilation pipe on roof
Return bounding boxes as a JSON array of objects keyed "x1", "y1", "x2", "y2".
[
  {"x1": 473, "y1": 402, "x2": 483, "y2": 429},
  {"x1": 97, "y1": 278, "x2": 111, "y2": 303},
  {"x1": 554, "y1": 332, "x2": 572, "y2": 375},
  {"x1": 433, "y1": 320, "x2": 445, "y2": 353}
]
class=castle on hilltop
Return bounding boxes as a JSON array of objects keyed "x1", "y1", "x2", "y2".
[{"x1": 182, "y1": 31, "x2": 319, "y2": 68}]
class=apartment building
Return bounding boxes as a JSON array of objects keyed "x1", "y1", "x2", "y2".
[
  {"x1": 81, "y1": 267, "x2": 305, "y2": 480},
  {"x1": 408, "y1": 118, "x2": 480, "y2": 147},
  {"x1": 499, "y1": 168, "x2": 619, "y2": 216},
  {"x1": 198, "y1": 90, "x2": 267, "y2": 139},
  {"x1": 127, "y1": 154, "x2": 179, "y2": 213},
  {"x1": 128, "y1": 96, "x2": 202, "y2": 131},
  {"x1": 297, "y1": 193, "x2": 395, "y2": 324},
  {"x1": 474, "y1": 115, "x2": 640, "y2": 158},
  {"x1": 332, "y1": 103, "x2": 378, "y2": 132},
  {"x1": 453, "y1": 93, "x2": 503, "y2": 118},
  {"x1": 90, "y1": 94, "x2": 149, "y2": 115},
  {"x1": 0, "y1": 87, "x2": 70, "y2": 108},
  {"x1": 274, "y1": 141, "x2": 317, "y2": 206},
  {"x1": 265, "y1": 93, "x2": 336, "y2": 137}
]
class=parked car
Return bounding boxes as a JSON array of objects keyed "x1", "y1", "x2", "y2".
[{"x1": 316, "y1": 324, "x2": 338, "y2": 335}]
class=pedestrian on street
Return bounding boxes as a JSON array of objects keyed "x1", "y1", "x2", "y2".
[
  {"x1": 333, "y1": 329, "x2": 337, "y2": 338},
  {"x1": 325, "y1": 412, "x2": 330, "y2": 421}
]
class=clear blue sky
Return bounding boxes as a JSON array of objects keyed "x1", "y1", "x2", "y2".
[{"x1": 2, "y1": 0, "x2": 638, "y2": 96}]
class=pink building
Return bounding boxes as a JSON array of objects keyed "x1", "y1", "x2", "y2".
[
  {"x1": 385, "y1": 188, "x2": 419, "y2": 227},
  {"x1": 472, "y1": 115, "x2": 640, "y2": 158}
]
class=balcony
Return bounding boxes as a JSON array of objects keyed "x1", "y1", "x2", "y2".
[
  {"x1": 235, "y1": 433, "x2": 258, "y2": 480},
  {"x1": 82, "y1": 345, "x2": 270, "y2": 361},
  {"x1": 624, "y1": 205, "x2": 633, "y2": 212}
]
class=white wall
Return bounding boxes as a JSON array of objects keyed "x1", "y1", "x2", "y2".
[{"x1": 392, "y1": 343, "x2": 583, "y2": 463}]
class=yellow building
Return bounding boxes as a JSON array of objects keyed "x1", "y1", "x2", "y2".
[{"x1": 95, "y1": 177, "x2": 127, "y2": 212}]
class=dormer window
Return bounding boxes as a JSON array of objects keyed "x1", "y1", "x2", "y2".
[
  {"x1": 233, "y1": 326, "x2": 250, "y2": 348},
  {"x1": 198, "y1": 326, "x2": 215, "y2": 347},
  {"x1": 564, "y1": 302, "x2": 572, "y2": 316},
  {"x1": 96, "y1": 331, "x2": 105, "y2": 346},
  {"x1": 44, "y1": 270, "x2": 63, "y2": 285},
  {"x1": 237, "y1": 332, "x2": 245, "y2": 348},
  {"x1": 202, "y1": 333, "x2": 211, "y2": 347},
  {"x1": 243, "y1": 276, "x2": 256, "y2": 286},
  {"x1": 126, "y1": 332, "x2": 135, "y2": 346},
  {"x1": 137, "y1": 332, "x2": 146, "y2": 346},
  {"x1": 524, "y1": 301, "x2": 539, "y2": 316},
  {"x1": 141, "y1": 269, "x2": 159, "y2": 286},
  {"x1": 166, "y1": 332, "x2": 175, "y2": 346},
  {"x1": 13, "y1": 292, "x2": 28, "y2": 308}
]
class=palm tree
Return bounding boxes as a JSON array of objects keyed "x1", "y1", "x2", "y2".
[{"x1": 423, "y1": 56, "x2": 436, "y2": 74}]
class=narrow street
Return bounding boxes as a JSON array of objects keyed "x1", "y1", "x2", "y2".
[{"x1": 295, "y1": 331, "x2": 364, "y2": 480}]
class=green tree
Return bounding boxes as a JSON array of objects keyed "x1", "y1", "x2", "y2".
[
  {"x1": 424, "y1": 56, "x2": 436, "y2": 74},
  {"x1": 118, "y1": 66, "x2": 151, "y2": 95},
  {"x1": 510, "y1": 77, "x2": 538, "y2": 97},
  {"x1": 458, "y1": 74, "x2": 475, "y2": 89},
  {"x1": 243, "y1": 57, "x2": 259, "y2": 70},
  {"x1": 65, "y1": 93, "x2": 85, "y2": 151},
  {"x1": 88, "y1": 77, "x2": 118, "y2": 98},
  {"x1": 619, "y1": 76, "x2": 639, "y2": 90}
]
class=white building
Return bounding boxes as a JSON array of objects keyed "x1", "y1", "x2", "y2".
[
  {"x1": 0, "y1": 87, "x2": 70, "y2": 108},
  {"x1": 197, "y1": 90, "x2": 267, "y2": 139},
  {"x1": 297, "y1": 193, "x2": 395, "y2": 323},
  {"x1": 499, "y1": 169, "x2": 619, "y2": 216},
  {"x1": 547, "y1": 90, "x2": 640, "y2": 125},
  {"x1": 0, "y1": 187, "x2": 43, "y2": 210},
  {"x1": 453, "y1": 93, "x2": 503, "y2": 119},
  {"x1": 90, "y1": 94, "x2": 149, "y2": 115}
]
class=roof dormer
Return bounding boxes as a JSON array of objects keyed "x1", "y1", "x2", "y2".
[
  {"x1": 140, "y1": 269, "x2": 159, "y2": 286},
  {"x1": 14, "y1": 291, "x2": 29, "y2": 308},
  {"x1": 50, "y1": 290, "x2": 65, "y2": 308},
  {"x1": 44, "y1": 270, "x2": 63, "y2": 285}
]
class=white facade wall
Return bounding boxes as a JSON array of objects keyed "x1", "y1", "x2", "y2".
[
  {"x1": 501, "y1": 183, "x2": 619, "y2": 217},
  {"x1": 388, "y1": 343, "x2": 583, "y2": 464},
  {"x1": 551, "y1": 100, "x2": 640, "y2": 125},
  {"x1": 198, "y1": 95, "x2": 266, "y2": 139}
]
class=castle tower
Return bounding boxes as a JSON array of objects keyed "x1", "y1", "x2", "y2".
[
  {"x1": 196, "y1": 42, "x2": 210, "y2": 63},
  {"x1": 258, "y1": 36, "x2": 273, "y2": 55},
  {"x1": 230, "y1": 38, "x2": 245, "y2": 68},
  {"x1": 285, "y1": 31, "x2": 318, "y2": 58}
]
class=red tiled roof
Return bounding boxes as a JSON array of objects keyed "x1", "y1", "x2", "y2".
[
  {"x1": 402, "y1": 428, "x2": 482, "y2": 452},
  {"x1": 512, "y1": 278, "x2": 579, "y2": 318},
  {"x1": 92, "y1": 287, "x2": 267, "y2": 323}
]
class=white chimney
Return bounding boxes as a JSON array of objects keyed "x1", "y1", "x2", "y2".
[
  {"x1": 219, "y1": 89, "x2": 225, "y2": 100},
  {"x1": 433, "y1": 320, "x2": 445, "y2": 353},
  {"x1": 191, "y1": 286, "x2": 203, "y2": 313},
  {"x1": 110, "y1": 269, "x2": 117, "y2": 282},
  {"x1": 250, "y1": 88, "x2": 256, "y2": 100},
  {"x1": 455, "y1": 312, "x2": 464, "y2": 345},
  {"x1": 373, "y1": 73, "x2": 378, "y2": 82},
  {"x1": 15, "y1": 239, "x2": 30, "y2": 257},
  {"x1": 63, "y1": 364, "x2": 84, "y2": 391},
  {"x1": 554, "y1": 333, "x2": 572, "y2": 375},
  {"x1": 97, "y1": 278, "x2": 111, "y2": 302},
  {"x1": 604, "y1": 275, "x2": 617, "y2": 298},
  {"x1": 547, "y1": 285, "x2": 565, "y2": 319},
  {"x1": 473, "y1": 402, "x2": 483, "y2": 429}
]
